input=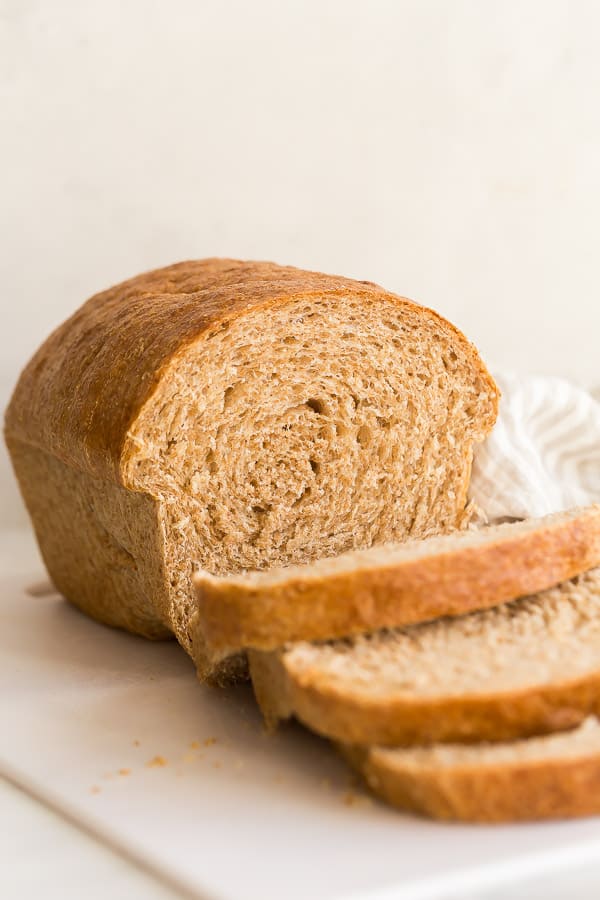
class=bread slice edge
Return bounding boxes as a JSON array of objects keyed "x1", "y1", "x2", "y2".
[
  {"x1": 341, "y1": 718, "x2": 600, "y2": 822},
  {"x1": 249, "y1": 645, "x2": 600, "y2": 746},
  {"x1": 197, "y1": 505, "x2": 600, "y2": 660}
]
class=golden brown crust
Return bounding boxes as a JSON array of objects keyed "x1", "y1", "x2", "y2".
[
  {"x1": 5, "y1": 258, "x2": 496, "y2": 484},
  {"x1": 343, "y1": 743, "x2": 600, "y2": 822},
  {"x1": 252, "y1": 650, "x2": 600, "y2": 746},
  {"x1": 201, "y1": 506, "x2": 600, "y2": 659},
  {"x1": 7, "y1": 437, "x2": 170, "y2": 639}
]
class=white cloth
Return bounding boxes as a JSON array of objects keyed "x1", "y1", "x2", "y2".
[{"x1": 469, "y1": 372, "x2": 600, "y2": 523}]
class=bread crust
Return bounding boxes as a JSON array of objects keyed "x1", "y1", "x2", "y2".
[
  {"x1": 6, "y1": 438, "x2": 169, "y2": 638},
  {"x1": 251, "y1": 647, "x2": 600, "y2": 745},
  {"x1": 5, "y1": 259, "x2": 496, "y2": 484},
  {"x1": 203, "y1": 506, "x2": 600, "y2": 658},
  {"x1": 342, "y1": 742, "x2": 600, "y2": 822}
]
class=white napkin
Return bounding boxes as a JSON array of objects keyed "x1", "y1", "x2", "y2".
[{"x1": 469, "y1": 372, "x2": 600, "y2": 523}]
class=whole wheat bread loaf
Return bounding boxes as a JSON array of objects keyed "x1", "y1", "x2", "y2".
[
  {"x1": 343, "y1": 717, "x2": 600, "y2": 822},
  {"x1": 197, "y1": 505, "x2": 600, "y2": 661},
  {"x1": 4, "y1": 259, "x2": 498, "y2": 682},
  {"x1": 250, "y1": 562, "x2": 600, "y2": 745}
]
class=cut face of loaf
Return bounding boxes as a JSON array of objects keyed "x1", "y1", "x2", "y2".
[
  {"x1": 196, "y1": 505, "x2": 600, "y2": 660},
  {"x1": 250, "y1": 566, "x2": 600, "y2": 745},
  {"x1": 343, "y1": 717, "x2": 600, "y2": 822},
  {"x1": 4, "y1": 259, "x2": 498, "y2": 683}
]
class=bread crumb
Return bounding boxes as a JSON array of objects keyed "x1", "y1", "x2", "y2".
[
  {"x1": 133, "y1": 740, "x2": 140, "y2": 747},
  {"x1": 203, "y1": 737, "x2": 217, "y2": 747},
  {"x1": 90, "y1": 785, "x2": 101, "y2": 795},
  {"x1": 118, "y1": 768, "x2": 131, "y2": 776},
  {"x1": 212, "y1": 761, "x2": 221, "y2": 769},
  {"x1": 146, "y1": 755, "x2": 167, "y2": 768},
  {"x1": 343, "y1": 792, "x2": 357, "y2": 806},
  {"x1": 190, "y1": 741, "x2": 200, "y2": 750}
]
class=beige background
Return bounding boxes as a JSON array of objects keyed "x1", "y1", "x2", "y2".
[{"x1": 2, "y1": 0, "x2": 599, "y2": 526}]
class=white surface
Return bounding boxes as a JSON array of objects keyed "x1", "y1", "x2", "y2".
[
  {"x1": 469, "y1": 372, "x2": 600, "y2": 521},
  {"x1": 3, "y1": 529, "x2": 600, "y2": 900},
  {"x1": 0, "y1": 779, "x2": 176, "y2": 900},
  {"x1": 460, "y1": 864, "x2": 600, "y2": 900},
  {"x1": 3, "y1": 0, "x2": 600, "y2": 527}
]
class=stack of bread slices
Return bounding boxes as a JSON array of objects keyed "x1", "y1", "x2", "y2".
[
  {"x1": 7, "y1": 259, "x2": 600, "y2": 824},
  {"x1": 196, "y1": 506, "x2": 600, "y2": 822}
]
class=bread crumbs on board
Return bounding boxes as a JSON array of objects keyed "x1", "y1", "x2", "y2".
[
  {"x1": 90, "y1": 786, "x2": 101, "y2": 794},
  {"x1": 342, "y1": 787, "x2": 371, "y2": 808},
  {"x1": 146, "y1": 755, "x2": 168, "y2": 768},
  {"x1": 118, "y1": 768, "x2": 131, "y2": 776}
]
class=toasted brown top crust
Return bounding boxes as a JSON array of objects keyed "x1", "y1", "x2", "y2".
[{"x1": 5, "y1": 258, "x2": 498, "y2": 484}]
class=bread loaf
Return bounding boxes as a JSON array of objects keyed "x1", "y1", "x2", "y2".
[
  {"x1": 197, "y1": 505, "x2": 600, "y2": 660},
  {"x1": 343, "y1": 717, "x2": 600, "y2": 822},
  {"x1": 5, "y1": 259, "x2": 498, "y2": 682},
  {"x1": 250, "y1": 562, "x2": 600, "y2": 745}
]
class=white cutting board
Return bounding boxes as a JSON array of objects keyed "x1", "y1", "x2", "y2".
[{"x1": 2, "y1": 529, "x2": 600, "y2": 900}]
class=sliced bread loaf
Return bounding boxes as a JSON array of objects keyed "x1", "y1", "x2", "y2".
[
  {"x1": 196, "y1": 505, "x2": 600, "y2": 662},
  {"x1": 249, "y1": 567, "x2": 600, "y2": 745},
  {"x1": 343, "y1": 717, "x2": 600, "y2": 822},
  {"x1": 4, "y1": 259, "x2": 497, "y2": 683}
]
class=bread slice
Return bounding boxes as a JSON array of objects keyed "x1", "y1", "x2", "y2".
[
  {"x1": 4, "y1": 259, "x2": 498, "y2": 683},
  {"x1": 249, "y1": 566, "x2": 600, "y2": 745},
  {"x1": 343, "y1": 717, "x2": 600, "y2": 822},
  {"x1": 197, "y1": 505, "x2": 600, "y2": 661}
]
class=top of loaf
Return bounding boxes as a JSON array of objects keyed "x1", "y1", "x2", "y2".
[{"x1": 4, "y1": 258, "x2": 498, "y2": 484}]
